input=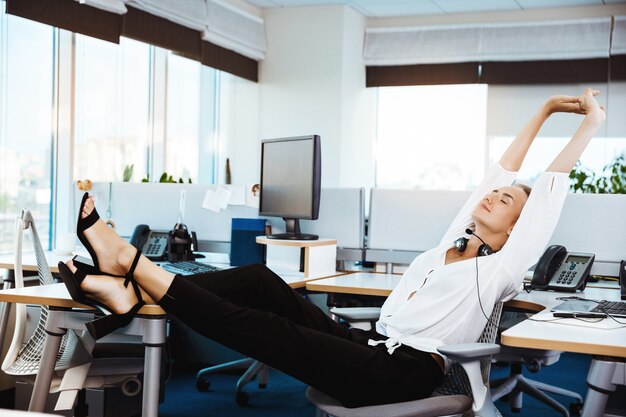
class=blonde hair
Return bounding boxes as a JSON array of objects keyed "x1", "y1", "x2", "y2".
[{"x1": 514, "y1": 183, "x2": 532, "y2": 197}]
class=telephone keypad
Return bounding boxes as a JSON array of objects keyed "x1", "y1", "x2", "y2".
[{"x1": 552, "y1": 255, "x2": 594, "y2": 289}]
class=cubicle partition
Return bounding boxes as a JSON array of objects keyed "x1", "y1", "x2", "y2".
[
  {"x1": 366, "y1": 188, "x2": 626, "y2": 277},
  {"x1": 366, "y1": 189, "x2": 471, "y2": 265},
  {"x1": 89, "y1": 183, "x2": 258, "y2": 253},
  {"x1": 263, "y1": 188, "x2": 366, "y2": 261},
  {"x1": 89, "y1": 183, "x2": 366, "y2": 261},
  {"x1": 549, "y1": 193, "x2": 626, "y2": 276}
]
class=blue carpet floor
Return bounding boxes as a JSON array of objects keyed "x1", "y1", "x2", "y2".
[
  {"x1": 493, "y1": 353, "x2": 590, "y2": 417},
  {"x1": 159, "y1": 353, "x2": 591, "y2": 417}
]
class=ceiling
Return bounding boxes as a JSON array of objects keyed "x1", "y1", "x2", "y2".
[{"x1": 243, "y1": 0, "x2": 626, "y2": 18}]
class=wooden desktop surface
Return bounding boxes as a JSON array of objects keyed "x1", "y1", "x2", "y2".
[
  {"x1": 306, "y1": 272, "x2": 401, "y2": 296},
  {"x1": 501, "y1": 286, "x2": 626, "y2": 357},
  {"x1": 0, "y1": 283, "x2": 165, "y2": 315},
  {"x1": 0, "y1": 251, "x2": 345, "y2": 313}
]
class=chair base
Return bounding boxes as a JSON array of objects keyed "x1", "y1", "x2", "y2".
[
  {"x1": 492, "y1": 372, "x2": 582, "y2": 417},
  {"x1": 196, "y1": 358, "x2": 269, "y2": 405}
]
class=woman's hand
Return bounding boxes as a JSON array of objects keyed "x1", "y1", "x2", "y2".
[
  {"x1": 544, "y1": 94, "x2": 587, "y2": 115},
  {"x1": 544, "y1": 89, "x2": 605, "y2": 120},
  {"x1": 579, "y1": 88, "x2": 606, "y2": 124}
]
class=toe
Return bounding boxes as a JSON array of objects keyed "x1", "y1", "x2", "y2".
[
  {"x1": 66, "y1": 260, "x2": 77, "y2": 273},
  {"x1": 82, "y1": 197, "x2": 94, "y2": 218}
]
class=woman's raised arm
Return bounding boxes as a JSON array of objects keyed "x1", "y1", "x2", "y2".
[
  {"x1": 499, "y1": 92, "x2": 590, "y2": 172},
  {"x1": 547, "y1": 88, "x2": 606, "y2": 173}
]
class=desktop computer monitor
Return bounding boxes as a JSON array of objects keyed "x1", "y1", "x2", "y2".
[{"x1": 259, "y1": 135, "x2": 321, "y2": 240}]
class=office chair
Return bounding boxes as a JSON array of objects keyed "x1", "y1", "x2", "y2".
[
  {"x1": 196, "y1": 357, "x2": 270, "y2": 406},
  {"x1": 0, "y1": 209, "x2": 145, "y2": 414},
  {"x1": 307, "y1": 302, "x2": 504, "y2": 417},
  {"x1": 490, "y1": 310, "x2": 583, "y2": 417}
]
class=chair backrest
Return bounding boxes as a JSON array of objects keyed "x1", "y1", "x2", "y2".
[
  {"x1": 2, "y1": 210, "x2": 79, "y2": 376},
  {"x1": 434, "y1": 301, "x2": 504, "y2": 398}
]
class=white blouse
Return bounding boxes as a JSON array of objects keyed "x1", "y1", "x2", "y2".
[{"x1": 371, "y1": 163, "x2": 569, "y2": 371}]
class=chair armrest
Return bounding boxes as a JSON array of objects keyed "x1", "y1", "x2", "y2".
[
  {"x1": 329, "y1": 307, "x2": 381, "y2": 321},
  {"x1": 437, "y1": 343, "x2": 500, "y2": 362},
  {"x1": 437, "y1": 343, "x2": 500, "y2": 417}
]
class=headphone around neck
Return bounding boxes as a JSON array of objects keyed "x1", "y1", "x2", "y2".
[{"x1": 454, "y1": 228, "x2": 494, "y2": 257}]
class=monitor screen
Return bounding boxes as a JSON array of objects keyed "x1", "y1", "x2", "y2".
[{"x1": 259, "y1": 135, "x2": 321, "y2": 240}]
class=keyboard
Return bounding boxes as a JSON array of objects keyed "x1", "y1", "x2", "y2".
[
  {"x1": 590, "y1": 300, "x2": 626, "y2": 318},
  {"x1": 161, "y1": 261, "x2": 222, "y2": 276}
]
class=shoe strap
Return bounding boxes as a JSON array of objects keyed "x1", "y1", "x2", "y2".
[{"x1": 124, "y1": 249, "x2": 142, "y2": 288}]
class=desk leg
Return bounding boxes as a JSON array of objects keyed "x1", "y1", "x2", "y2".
[
  {"x1": 141, "y1": 316, "x2": 166, "y2": 417},
  {"x1": 29, "y1": 310, "x2": 66, "y2": 412},
  {"x1": 581, "y1": 358, "x2": 618, "y2": 417}
]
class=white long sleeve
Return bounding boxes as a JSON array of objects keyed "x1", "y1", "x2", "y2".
[{"x1": 374, "y1": 165, "x2": 570, "y2": 372}]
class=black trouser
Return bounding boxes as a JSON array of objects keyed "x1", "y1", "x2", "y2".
[{"x1": 158, "y1": 263, "x2": 443, "y2": 408}]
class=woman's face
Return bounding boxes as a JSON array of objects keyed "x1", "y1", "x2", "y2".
[{"x1": 471, "y1": 186, "x2": 528, "y2": 236}]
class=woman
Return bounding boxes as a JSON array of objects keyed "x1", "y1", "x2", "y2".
[{"x1": 59, "y1": 88, "x2": 605, "y2": 408}]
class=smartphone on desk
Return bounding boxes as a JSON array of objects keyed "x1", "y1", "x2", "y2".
[{"x1": 530, "y1": 245, "x2": 595, "y2": 292}]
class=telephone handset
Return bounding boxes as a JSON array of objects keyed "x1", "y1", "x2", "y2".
[
  {"x1": 129, "y1": 224, "x2": 170, "y2": 261},
  {"x1": 531, "y1": 245, "x2": 595, "y2": 292}
]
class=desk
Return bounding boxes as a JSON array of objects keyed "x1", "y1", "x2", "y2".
[
  {"x1": 307, "y1": 273, "x2": 626, "y2": 417},
  {"x1": 305, "y1": 272, "x2": 399, "y2": 296},
  {"x1": 0, "y1": 251, "x2": 346, "y2": 415},
  {"x1": 0, "y1": 283, "x2": 166, "y2": 417}
]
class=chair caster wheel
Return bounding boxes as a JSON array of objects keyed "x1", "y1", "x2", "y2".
[
  {"x1": 196, "y1": 378, "x2": 210, "y2": 392},
  {"x1": 570, "y1": 401, "x2": 583, "y2": 416},
  {"x1": 259, "y1": 383, "x2": 267, "y2": 389},
  {"x1": 236, "y1": 392, "x2": 250, "y2": 406}
]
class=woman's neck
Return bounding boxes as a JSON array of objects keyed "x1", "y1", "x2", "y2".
[{"x1": 470, "y1": 228, "x2": 508, "y2": 253}]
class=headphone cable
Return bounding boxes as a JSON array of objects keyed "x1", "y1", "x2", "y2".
[{"x1": 475, "y1": 255, "x2": 500, "y2": 328}]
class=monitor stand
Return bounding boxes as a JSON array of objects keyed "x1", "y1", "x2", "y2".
[{"x1": 267, "y1": 218, "x2": 318, "y2": 240}]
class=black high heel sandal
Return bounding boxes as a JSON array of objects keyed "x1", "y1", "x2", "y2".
[
  {"x1": 75, "y1": 192, "x2": 102, "y2": 274},
  {"x1": 58, "y1": 249, "x2": 146, "y2": 340}
]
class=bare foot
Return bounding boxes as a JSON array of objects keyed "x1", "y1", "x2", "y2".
[
  {"x1": 80, "y1": 196, "x2": 137, "y2": 276},
  {"x1": 67, "y1": 260, "x2": 139, "y2": 314}
]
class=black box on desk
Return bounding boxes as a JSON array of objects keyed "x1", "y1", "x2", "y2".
[{"x1": 230, "y1": 218, "x2": 266, "y2": 266}]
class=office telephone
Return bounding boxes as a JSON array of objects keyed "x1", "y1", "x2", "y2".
[
  {"x1": 129, "y1": 225, "x2": 170, "y2": 261},
  {"x1": 530, "y1": 245, "x2": 595, "y2": 292}
]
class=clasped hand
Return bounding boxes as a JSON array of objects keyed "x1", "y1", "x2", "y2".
[{"x1": 544, "y1": 88, "x2": 606, "y2": 122}]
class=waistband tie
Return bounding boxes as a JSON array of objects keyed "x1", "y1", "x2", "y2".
[{"x1": 368, "y1": 337, "x2": 402, "y2": 354}]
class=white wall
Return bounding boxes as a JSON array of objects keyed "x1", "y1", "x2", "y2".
[{"x1": 258, "y1": 5, "x2": 376, "y2": 188}]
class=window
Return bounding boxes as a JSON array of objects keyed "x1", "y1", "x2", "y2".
[
  {"x1": 488, "y1": 136, "x2": 626, "y2": 183},
  {"x1": 74, "y1": 35, "x2": 151, "y2": 183},
  {"x1": 0, "y1": 6, "x2": 54, "y2": 252},
  {"x1": 165, "y1": 52, "x2": 218, "y2": 184},
  {"x1": 376, "y1": 84, "x2": 488, "y2": 190}
]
